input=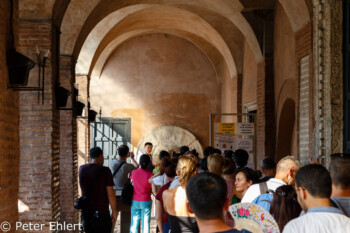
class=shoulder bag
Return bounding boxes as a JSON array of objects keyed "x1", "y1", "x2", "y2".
[{"x1": 121, "y1": 171, "x2": 134, "y2": 206}]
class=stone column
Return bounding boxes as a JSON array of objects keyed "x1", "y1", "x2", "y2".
[{"x1": 17, "y1": 19, "x2": 60, "y2": 230}]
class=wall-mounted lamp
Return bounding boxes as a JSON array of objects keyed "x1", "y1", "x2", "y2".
[
  {"x1": 7, "y1": 49, "x2": 35, "y2": 86},
  {"x1": 75, "y1": 101, "x2": 85, "y2": 116},
  {"x1": 7, "y1": 46, "x2": 49, "y2": 105},
  {"x1": 55, "y1": 85, "x2": 71, "y2": 108}
]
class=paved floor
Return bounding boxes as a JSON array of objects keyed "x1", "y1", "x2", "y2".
[{"x1": 113, "y1": 217, "x2": 157, "y2": 233}]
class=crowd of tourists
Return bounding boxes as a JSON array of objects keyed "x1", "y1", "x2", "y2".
[{"x1": 78, "y1": 143, "x2": 350, "y2": 233}]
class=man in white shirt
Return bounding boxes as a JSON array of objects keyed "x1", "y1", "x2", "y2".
[
  {"x1": 283, "y1": 164, "x2": 350, "y2": 233},
  {"x1": 134, "y1": 142, "x2": 153, "y2": 167},
  {"x1": 241, "y1": 156, "x2": 300, "y2": 203}
]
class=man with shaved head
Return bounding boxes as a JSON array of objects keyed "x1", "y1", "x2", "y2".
[{"x1": 241, "y1": 156, "x2": 300, "y2": 203}]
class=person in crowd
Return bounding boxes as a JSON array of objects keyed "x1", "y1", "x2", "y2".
[
  {"x1": 169, "y1": 149, "x2": 200, "y2": 190},
  {"x1": 184, "y1": 149, "x2": 201, "y2": 170},
  {"x1": 213, "y1": 148, "x2": 222, "y2": 155},
  {"x1": 269, "y1": 185, "x2": 302, "y2": 232},
  {"x1": 129, "y1": 154, "x2": 154, "y2": 233},
  {"x1": 79, "y1": 147, "x2": 117, "y2": 233},
  {"x1": 241, "y1": 156, "x2": 300, "y2": 203},
  {"x1": 186, "y1": 173, "x2": 251, "y2": 233},
  {"x1": 149, "y1": 150, "x2": 170, "y2": 188},
  {"x1": 155, "y1": 158, "x2": 178, "y2": 233},
  {"x1": 233, "y1": 167, "x2": 259, "y2": 204},
  {"x1": 180, "y1": 145, "x2": 190, "y2": 155},
  {"x1": 222, "y1": 158, "x2": 236, "y2": 227},
  {"x1": 233, "y1": 149, "x2": 249, "y2": 172},
  {"x1": 329, "y1": 153, "x2": 350, "y2": 216},
  {"x1": 109, "y1": 145, "x2": 137, "y2": 233},
  {"x1": 200, "y1": 146, "x2": 214, "y2": 172},
  {"x1": 260, "y1": 157, "x2": 276, "y2": 182},
  {"x1": 208, "y1": 153, "x2": 233, "y2": 226},
  {"x1": 172, "y1": 151, "x2": 182, "y2": 158},
  {"x1": 134, "y1": 142, "x2": 153, "y2": 168},
  {"x1": 207, "y1": 153, "x2": 225, "y2": 175},
  {"x1": 224, "y1": 150, "x2": 234, "y2": 160},
  {"x1": 283, "y1": 164, "x2": 350, "y2": 233},
  {"x1": 162, "y1": 157, "x2": 199, "y2": 233}
]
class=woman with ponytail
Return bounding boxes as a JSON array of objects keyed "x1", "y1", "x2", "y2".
[{"x1": 162, "y1": 156, "x2": 199, "y2": 233}]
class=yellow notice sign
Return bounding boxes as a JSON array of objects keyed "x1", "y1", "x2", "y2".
[{"x1": 218, "y1": 123, "x2": 235, "y2": 134}]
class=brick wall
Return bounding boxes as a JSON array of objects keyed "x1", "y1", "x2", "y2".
[
  {"x1": 256, "y1": 57, "x2": 276, "y2": 167},
  {"x1": 256, "y1": 61, "x2": 266, "y2": 165},
  {"x1": 17, "y1": 19, "x2": 60, "y2": 231},
  {"x1": 295, "y1": 22, "x2": 313, "y2": 163},
  {"x1": 59, "y1": 55, "x2": 79, "y2": 227},
  {"x1": 237, "y1": 74, "x2": 243, "y2": 122},
  {"x1": 0, "y1": 0, "x2": 20, "y2": 231}
]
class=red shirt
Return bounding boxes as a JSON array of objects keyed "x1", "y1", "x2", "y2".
[{"x1": 155, "y1": 182, "x2": 171, "y2": 224}]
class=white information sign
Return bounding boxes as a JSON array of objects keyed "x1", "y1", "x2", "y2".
[
  {"x1": 236, "y1": 139, "x2": 253, "y2": 151},
  {"x1": 235, "y1": 123, "x2": 254, "y2": 135}
]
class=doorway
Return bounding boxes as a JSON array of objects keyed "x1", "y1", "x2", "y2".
[{"x1": 90, "y1": 117, "x2": 131, "y2": 167}]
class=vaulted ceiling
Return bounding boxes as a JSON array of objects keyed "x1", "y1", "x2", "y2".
[{"x1": 19, "y1": 0, "x2": 310, "y2": 80}]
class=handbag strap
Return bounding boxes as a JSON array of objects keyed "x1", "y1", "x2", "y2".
[
  {"x1": 112, "y1": 161, "x2": 126, "y2": 178},
  {"x1": 259, "y1": 182, "x2": 268, "y2": 194}
]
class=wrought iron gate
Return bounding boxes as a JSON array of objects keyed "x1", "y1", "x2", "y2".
[{"x1": 90, "y1": 117, "x2": 131, "y2": 167}]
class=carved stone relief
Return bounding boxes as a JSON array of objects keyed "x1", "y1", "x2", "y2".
[
  {"x1": 136, "y1": 125, "x2": 203, "y2": 164},
  {"x1": 312, "y1": 0, "x2": 343, "y2": 167},
  {"x1": 330, "y1": 1, "x2": 343, "y2": 155}
]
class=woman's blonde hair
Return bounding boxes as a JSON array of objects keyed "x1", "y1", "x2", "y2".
[
  {"x1": 177, "y1": 156, "x2": 196, "y2": 186},
  {"x1": 207, "y1": 153, "x2": 225, "y2": 175}
]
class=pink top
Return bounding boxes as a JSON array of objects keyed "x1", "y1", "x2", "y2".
[{"x1": 130, "y1": 168, "x2": 154, "y2": 201}]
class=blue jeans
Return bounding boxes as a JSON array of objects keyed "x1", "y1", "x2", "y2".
[{"x1": 130, "y1": 200, "x2": 152, "y2": 233}]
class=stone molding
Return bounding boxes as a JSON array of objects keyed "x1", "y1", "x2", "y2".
[
  {"x1": 312, "y1": 0, "x2": 343, "y2": 167},
  {"x1": 330, "y1": 1, "x2": 343, "y2": 155}
]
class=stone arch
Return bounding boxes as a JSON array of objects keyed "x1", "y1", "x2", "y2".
[
  {"x1": 76, "y1": 5, "x2": 237, "y2": 79},
  {"x1": 136, "y1": 125, "x2": 203, "y2": 164},
  {"x1": 57, "y1": 0, "x2": 263, "y2": 62},
  {"x1": 275, "y1": 99, "x2": 296, "y2": 161},
  {"x1": 278, "y1": 0, "x2": 310, "y2": 32}
]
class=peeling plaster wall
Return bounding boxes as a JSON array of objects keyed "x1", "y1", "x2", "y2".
[
  {"x1": 274, "y1": 2, "x2": 298, "y2": 159},
  {"x1": 90, "y1": 34, "x2": 220, "y2": 148},
  {"x1": 242, "y1": 40, "x2": 257, "y2": 107}
]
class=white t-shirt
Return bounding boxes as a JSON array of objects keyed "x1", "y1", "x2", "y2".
[
  {"x1": 151, "y1": 174, "x2": 171, "y2": 186},
  {"x1": 283, "y1": 207, "x2": 350, "y2": 233},
  {"x1": 241, "y1": 178, "x2": 286, "y2": 203}
]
